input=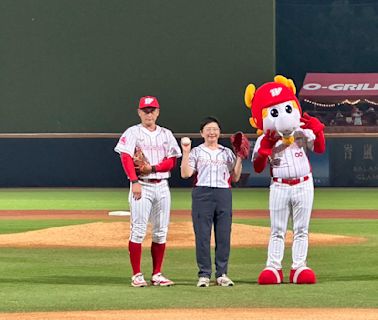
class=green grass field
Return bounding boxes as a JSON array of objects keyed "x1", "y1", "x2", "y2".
[
  {"x1": 0, "y1": 187, "x2": 377, "y2": 210},
  {"x1": 0, "y1": 188, "x2": 377, "y2": 312}
]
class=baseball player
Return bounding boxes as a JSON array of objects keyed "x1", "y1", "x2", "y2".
[
  {"x1": 114, "y1": 96, "x2": 182, "y2": 287},
  {"x1": 244, "y1": 76, "x2": 326, "y2": 285},
  {"x1": 180, "y1": 116, "x2": 247, "y2": 287}
]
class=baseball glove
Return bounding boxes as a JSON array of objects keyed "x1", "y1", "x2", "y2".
[
  {"x1": 133, "y1": 147, "x2": 150, "y2": 175},
  {"x1": 230, "y1": 131, "x2": 250, "y2": 159}
]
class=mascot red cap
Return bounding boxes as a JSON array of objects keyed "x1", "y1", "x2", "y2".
[{"x1": 244, "y1": 75, "x2": 302, "y2": 134}]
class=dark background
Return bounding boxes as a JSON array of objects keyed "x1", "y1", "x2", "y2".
[
  {"x1": 276, "y1": 0, "x2": 378, "y2": 89},
  {"x1": 0, "y1": 1, "x2": 377, "y2": 187},
  {"x1": 2, "y1": 1, "x2": 377, "y2": 133},
  {"x1": 0, "y1": 0, "x2": 275, "y2": 133}
]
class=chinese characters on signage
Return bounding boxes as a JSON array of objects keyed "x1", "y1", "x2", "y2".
[{"x1": 343, "y1": 142, "x2": 377, "y2": 183}]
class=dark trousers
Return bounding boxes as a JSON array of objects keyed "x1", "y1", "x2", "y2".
[{"x1": 192, "y1": 187, "x2": 232, "y2": 278}]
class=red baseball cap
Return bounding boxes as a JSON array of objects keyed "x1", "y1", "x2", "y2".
[
  {"x1": 251, "y1": 82, "x2": 301, "y2": 130},
  {"x1": 138, "y1": 96, "x2": 160, "y2": 109}
]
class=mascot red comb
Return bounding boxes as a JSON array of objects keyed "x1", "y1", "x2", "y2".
[{"x1": 245, "y1": 75, "x2": 325, "y2": 285}]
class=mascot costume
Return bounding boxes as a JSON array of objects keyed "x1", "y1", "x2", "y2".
[{"x1": 244, "y1": 75, "x2": 326, "y2": 284}]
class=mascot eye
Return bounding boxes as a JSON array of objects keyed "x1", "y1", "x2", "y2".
[
  {"x1": 270, "y1": 108, "x2": 279, "y2": 117},
  {"x1": 285, "y1": 105, "x2": 292, "y2": 113}
]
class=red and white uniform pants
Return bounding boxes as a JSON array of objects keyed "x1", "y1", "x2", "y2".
[{"x1": 129, "y1": 179, "x2": 171, "y2": 244}]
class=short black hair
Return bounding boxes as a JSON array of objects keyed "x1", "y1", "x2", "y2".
[{"x1": 200, "y1": 116, "x2": 221, "y2": 131}]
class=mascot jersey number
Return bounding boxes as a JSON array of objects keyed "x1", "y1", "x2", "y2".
[{"x1": 245, "y1": 75, "x2": 326, "y2": 285}]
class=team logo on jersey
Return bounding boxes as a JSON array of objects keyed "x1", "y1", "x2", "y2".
[
  {"x1": 144, "y1": 97, "x2": 154, "y2": 105},
  {"x1": 120, "y1": 136, "x2": 127, "y2": 145},
  {"x1": 270, "y1": 87, "x2": 282, "y2": 97}
]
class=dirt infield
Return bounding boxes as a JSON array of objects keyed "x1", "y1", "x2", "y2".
[
  {"x1": 0, "y1": 308, "x2": 377, "y2": 320},
  {"x1": 0, "y1": 221, "x2": 365, "y2": 249},
  {"x1": 0, "y1": 209, "x2": 370, "y2": 248}
]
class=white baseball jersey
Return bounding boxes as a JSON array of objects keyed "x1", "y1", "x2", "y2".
[
  {"x1": 114, "y1": 124, "x2": 182, "y2": 179},
  {"x1": 252, "y1": 128, "x2": 316, "y2": 179},
  {"x1": 188, "y1": 144, "x2": 236, "y2": 188}
]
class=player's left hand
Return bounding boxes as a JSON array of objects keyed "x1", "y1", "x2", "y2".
[{"x1": 300, "y1": 113, "x2": 325, "y2": 134}]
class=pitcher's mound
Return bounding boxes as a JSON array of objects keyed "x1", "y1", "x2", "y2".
[{"x1": 0, "y1": 222, "x2": 365, "y2": 248}]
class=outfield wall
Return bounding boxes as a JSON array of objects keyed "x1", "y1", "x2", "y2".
[
  {"x1": 0, "y1": 0, "x2": 274, "y2": 134},
  {"x1": 0, "y1": 134, "x2": 376, "y2": 187}
]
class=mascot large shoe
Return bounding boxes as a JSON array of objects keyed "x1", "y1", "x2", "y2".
[
  {"x1": 258, "y1": 267, "x2": 283, "y2": 285},
  {"x1": 290, "y1": 267, "x2": 317, "y2": 284}
]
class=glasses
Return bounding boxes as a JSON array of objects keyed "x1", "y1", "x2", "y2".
[{"x1": 202, "y1": 127, "x2": 220, "y2": 133}]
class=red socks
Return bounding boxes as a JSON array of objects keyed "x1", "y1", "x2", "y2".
[
  {"x1": 128, "y1": 241, "x2": 142, "y2": 275},
  {"x1": 151, "y1": 242, "x2": 166, "y2": 275},
  {"x1": 129, "y1": 241, "x2": 166, "y2": 275}
]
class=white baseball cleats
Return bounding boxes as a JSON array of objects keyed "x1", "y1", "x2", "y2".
[
  {"x1": 197, "y1": 274, "x2": 234, "y2": 287},
  {"x1": 151, "y1": 273, "x2": 174, "y2": 286},
  {"x1": 216, "y1": 274, "x2": 234, "y2": 287},
  {"x1": 131, "y1": 273, "x2": 148, "y2": 287},
  {"x1": 132, "y1": 273, "x2": 235, "y2": 287},
  {"x1": 197, "y1": 277, "x2": 210, "y2": 287},
  {"x1": 131, "y1": 272, "x2": 174, "y2": 287}
]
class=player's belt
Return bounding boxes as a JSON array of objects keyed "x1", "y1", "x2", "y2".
[
  {"x1": 140, "y1": 179, "x2": 163, "y2": 183},
  {"x1": 272, "y1": 175, "x2": 309, "y2": 186}
]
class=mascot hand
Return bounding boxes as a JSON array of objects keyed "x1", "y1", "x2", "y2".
[
  {"x1": 301, "y1": 113, "x2": 326, "y2": 154},
  {"x1": 258, "y1": 130, "x2": 279, "y2": 157},
  {"x1": 300, "y1": 113, "x2": 325, "y2": 135}
]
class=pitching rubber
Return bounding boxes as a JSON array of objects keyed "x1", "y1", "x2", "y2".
[{"x1": 108, "y1": 211, "x2": 131, "y2": 216}]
